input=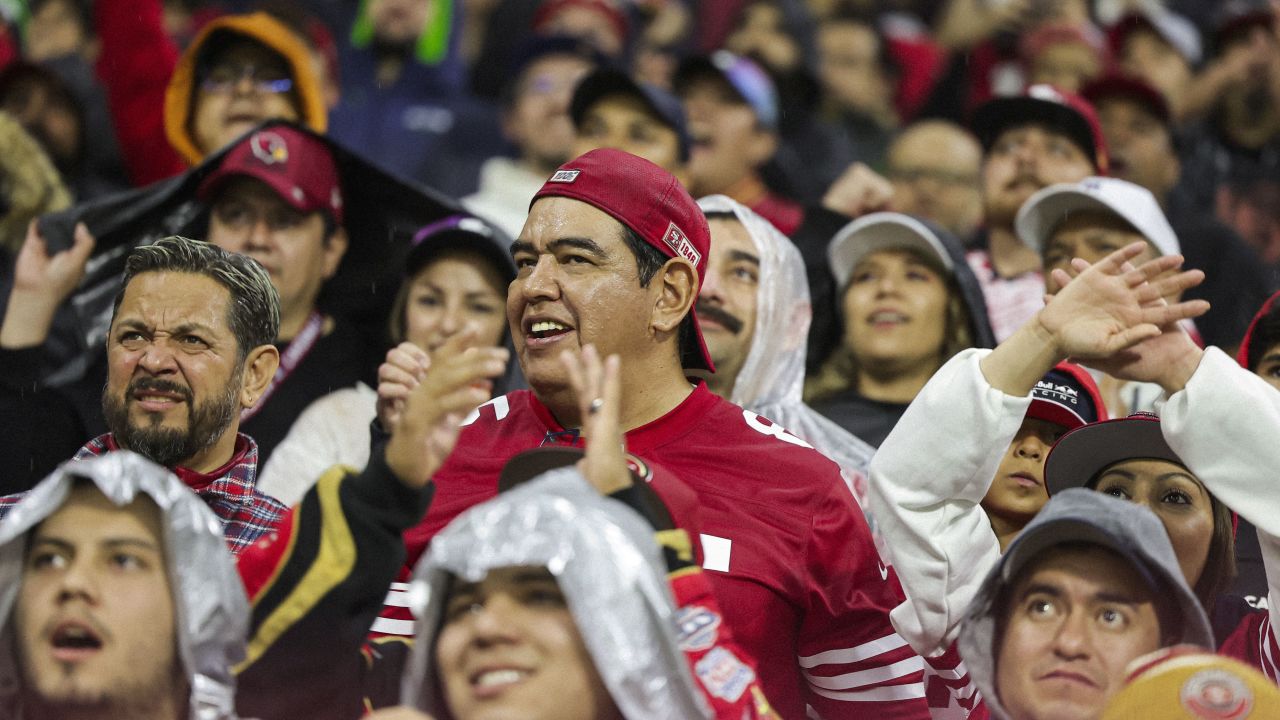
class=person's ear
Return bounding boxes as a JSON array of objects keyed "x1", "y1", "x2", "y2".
[
  {"x1": 745, "y1": 127, "x2": 779, "y2": 167},
  {"x1": 651, "y1": 258, "x2": 698, "y2": 336},
  {"x1": 239, "y1": 345, "x2": 281, "y2": 410},
  {"x1": 322, "y1": 225, "x2": 349, "y2": 280}
]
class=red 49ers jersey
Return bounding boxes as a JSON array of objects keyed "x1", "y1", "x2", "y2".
[{"x1": 380, "y1": 384, "x2": 928, "y2": 719}]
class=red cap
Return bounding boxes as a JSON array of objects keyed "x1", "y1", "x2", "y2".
[
  {"x1": 532, "y1": 0, "x2": 630, "y2": 50},
  {"x1": 531, "y1": 148, "x2": 714, "y2": 372},
  {"x1": 1082, "y1": 72, "x2": 1172, "y2": 126},
  {"x1": 971, "y1": 84, "x2": 1110, "y2": 174},
  {"x1": 198, "y1": 125, "x2": 343, "y2": 224}
]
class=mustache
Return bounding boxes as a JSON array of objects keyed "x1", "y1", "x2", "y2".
[
  {"x1": 696, "y1": 301, "x2": 744, "y2": 335},
  {"x1": 1005, "y1": 172, "x2": 1047, "y2": 191},
  {"x1": 127, "y1": 377, "x2": 193, "y2": 404}
]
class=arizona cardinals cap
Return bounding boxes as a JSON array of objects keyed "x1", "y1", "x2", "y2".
[
  {"x1": 1027, "y1": 363, "x2": 1105, "y2": 431},
  {"x1": 531, "y1": 147, "x2": 715, "y2": 371},
  {"x1": 971, "y1": 83, "x2": 1109, "y2": 173},
  {"x1": 1016, "y1": 176, "x2": 1181, "y2": 258},
  {"x1": 198, "y1": 124, "x2": 343, "y2": 223}
]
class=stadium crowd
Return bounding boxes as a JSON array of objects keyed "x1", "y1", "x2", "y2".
[{"x1": 1, "y1": 0, "x2": 1280, "y2": 718}]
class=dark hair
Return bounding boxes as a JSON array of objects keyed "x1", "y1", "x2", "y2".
[
  {"x1": 824, "y1": 7, "x2": 901, "y2": 80},
  {"x1": 1247, "y1": 302, "x2": 1280, "y2": 372},
  {"x1": 113, "y1": 236, "x2": 281, "y2": 359},
  {"x1": 619, "y1": 223, "x2": 695, "y2": 364}
]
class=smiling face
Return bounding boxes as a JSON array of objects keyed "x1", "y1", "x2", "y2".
[
  {"x1": 102, "y1": 272, "x2": 247, "y2": 470},
  {"x1": 1042, "y1": 212, "x2": 1155, "y2": 295},
  {"x1": 403, "y1": 250, "x2": 509, "y2": 358},
  {"x1": 572, "y1": 93, "x2": 684, "y2": 175},
  {"x1": 982, "y1": 123, "x2": 1095, "y2": 228},
  {"x1": 191, "y1": 39, "x2": 300, "y2": 157},
  {"x1": 983, "y1": 418, "x2": 1069, "y2": 527},
  {"x1": 435, "y1": 567, "x2": 621, "y2": 720},
  {"x1": 841, "y1": 248, "x2": 950, "y2": 378},
  {"x1": 15, "y1": 484, "x2": 183, "y2": 718},
  {"x1": 697, "y1": 216, "x2": 759, "y2": 397},
  {"x1": 995, "y1": 545, "x2": 1163, "y2": 720},
  {"x1": 509, "y1": 196, "x2": 679, "y2": 399},
  {"x1": 208, "y1": 176, "x2": 346, "y2": 336},
  {"x1": 679, "y1": 76, "x2": 776, "y2": 197},
  {"x1": 1090, "y1": 458, "x2": 1214, "y2": 589}
]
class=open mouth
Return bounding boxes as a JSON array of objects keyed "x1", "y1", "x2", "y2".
[
  {"x1": 524, "y1": 319, "x2": 574, "y2": 346},
  {"x1": 867, "y1": 310, "x2": 908, "y2": 328},
  {"x1": 50, "y1": 622, "x2": 103, "y2": 661},
  {"x1": 470, "y1": 667, "x2": 531, "y2": 698}
]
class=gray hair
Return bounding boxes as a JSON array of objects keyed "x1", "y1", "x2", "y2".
[{"x1": 112, "y1": 236, "x2": 280, "y2": 357}]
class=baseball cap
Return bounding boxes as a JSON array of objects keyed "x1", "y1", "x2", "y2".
[
  {"x1": 1028, "y1": 363, "x2": 1105, "y2": 431},
  {"x1": 532, "y1": 0, "x2": 631, "y2": 50},
  {"x1": 508, "y1": 34, "x2": 607, "y2": 83},
  {"x1": 1103, "y1": 647, "x2": 1280, "y2": 719},
  {"x1": 827, "y1": 212, "x2": 955, "y2": 291},
  {"x1": 1044, "y1": 413, "x2": 1184, "y2": 496},
  {"x1": 405, "y1": 214, "x2": 515, "y2": 282},
  {"x1": 971, "y1": 83, "x2": 1109, "y2": 173},
  {"x1": 994, "y1": 488, "x2": 1213, "y2": 647},
  {"x1": 675, "y1": 51, "x2": 779, "y2": 131},
  {"x1": 1015, "y1": 176, "x2": 1181, "y2": 258},
  {"x1": 531, "y1": 147, "x2": 715, "y2": 372},
  {"x1": 570, "y1": 67, "x2": 692, "y2": 162},
  {"x1": 1214, "y1": 1, "x2": 1275, "y2": 53},
  {"x1": 1109, "y1": 9, "x2": 1204, "y2": 66},
  {"x1": 1019, "y1": 22, "x2": 1107, "y2": 62},
  {"x1": 1082, "y1": 72, "x2": 1172, "y2": 126},
  {"x1": 197, "y1": 124, "x2": 343, "y2": 223}
]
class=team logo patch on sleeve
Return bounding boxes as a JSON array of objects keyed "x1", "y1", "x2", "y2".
[
  {"x1": 676, "y1": 606, "x2": 721, "y2": 652},
  {"x1": 549, "y1": 169, "x2": 580, "y2": 183},
  {"x1": 661, "y1": 222, "x2": 703, "y2": 266},
  {"x1": 695, "y1": 647, "x2": 754, "y2": 702}
]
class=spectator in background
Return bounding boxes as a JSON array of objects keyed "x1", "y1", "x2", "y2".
[
  {"x1": 569, "y1": 66, "x2": 690, "y2": 179},
  {"x1": 1108, "y1": 7, "x2": 1202, "y2": 120},
  {"x1": 532, "y1": 0, "x2": 630, "y2": 58},
  {"x1": 806, "y1": 212, "x2": 994, "y2": 447},
  {"x1": 886, "y1": 119, "x2": 983, "y2": 241},
  {"x1": 462, "y1": 37, "x2": 599, "y2": 238},
  {"x1": 966, "y1": 84, "x2": 1104, "y2": 341},
  {"x1": 21, "y1": 0, "x2": 92, "y2": 64},
  {"x1": 1082, "y1": 73, "x2": 1276, "y2": 349},
  {"x1": 675, "y1": 51, "x2": 802, "y2": 235},
  {"x1": 815, "y1": 9, "x2": 898, "y2": 169},
  {"x1": 1018, "y1": 22, "x2": 1107, "y2": 94}
]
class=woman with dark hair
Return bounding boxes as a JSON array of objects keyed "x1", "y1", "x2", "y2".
[
  {"x1": 258, "y1": 215, "x2": 520, "y2": 505},
  {"x1": 867, "y1": 244, "x2": 1280, "y2": 713},
  {"x1": 805, "y1": 212, "x2": 995, "y2": 447}
]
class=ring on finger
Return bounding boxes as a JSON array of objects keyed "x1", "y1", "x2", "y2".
[{"x1": 588, "y1": 398, "x2": 605, "y2": 415}]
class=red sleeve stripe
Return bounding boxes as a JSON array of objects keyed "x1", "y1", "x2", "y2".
[
  {"x1": 804, "y1": 656, "x2": 925, "y2": 690},
  {"x1": 808, "y1": 682, "x2": 926, "y2": 703},
  {"x1": 371, "y1": 617, "x2": 416, "y2": 636},
  {"x1": 382, "y1": 583, "x2": 413, "y2": 609},
  {"x1": 798, "y1": 633, "x2": 911, "y2": 667}
]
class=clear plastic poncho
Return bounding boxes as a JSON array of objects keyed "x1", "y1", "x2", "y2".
[
  {"x1": 400, "y1": 467, "x2": 711, "y2": 720},
  {"x1": 0, "y1": 451, "x2": 249, "y2": 720},
  {"x1": 696, "y1": 195, "x2": 878, "y2": 511}
]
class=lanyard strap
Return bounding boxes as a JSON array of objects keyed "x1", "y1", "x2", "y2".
[{"x1": 240, "y1": 311, "x2": 324, "y2": 422}]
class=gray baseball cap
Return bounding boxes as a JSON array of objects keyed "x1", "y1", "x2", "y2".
[
  {"x1": 827, "y1": 212, "x2": 956, "y2": 291},
  {"x1": 958, "y1": 488, "x2": 1213, "y2": 719}
]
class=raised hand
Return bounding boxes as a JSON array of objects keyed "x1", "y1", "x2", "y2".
[
  {"x1": 383, "y1": 331, "x2": 508, "y2": 489},
  {"x1": 560, "y1": 344, "x2": 632, "y2": 495},
  {"x1": 1, "y1": 221, "x2": 95, "y2": 348},
  {"x1": 375, "y1": 342, "x2": 431, "y2": 433},
  {"x1": 1036, "y1": 243, "x2": 1208, "y2": 361}
]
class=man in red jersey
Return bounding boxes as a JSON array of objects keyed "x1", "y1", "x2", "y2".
[{"x1": 371, "y1": 147, "x2": 928, "y2": 719}]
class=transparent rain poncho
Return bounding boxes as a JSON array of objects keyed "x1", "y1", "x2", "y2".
[
  {"x1": 400, "y1": 467, "x2": 711, "y2": 719},
  {"x1": 0, "y1": 451, "x2": 249, "y2": 720},
  {"x1": 696, "y1": 195, "x2": 878, "y2": 516}
]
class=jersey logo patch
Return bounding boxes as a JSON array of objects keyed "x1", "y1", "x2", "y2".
[
  {"x1": 676, "y1": 606, "x2": 722, "y2": 652},
  {"x1": 549, "y1": 169, "x2": 580, "y2": 183},
  {"x1": 695, "y1": 647, "x2": 754, "y2": 702}
]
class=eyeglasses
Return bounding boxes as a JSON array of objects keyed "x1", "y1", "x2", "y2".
[{"x1": 200, "y1": 64, "x2": 294, "y2": 96}]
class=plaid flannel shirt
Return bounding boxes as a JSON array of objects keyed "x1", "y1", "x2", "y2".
[{"x1": 0, "y1": 433, "x2": 287, "y2": 555}]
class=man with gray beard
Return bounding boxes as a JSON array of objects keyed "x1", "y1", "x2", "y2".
[{"x1": 0, "y1": 235, "x2": 287, "y2": 554}]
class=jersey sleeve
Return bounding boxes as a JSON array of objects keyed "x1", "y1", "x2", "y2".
[
  {"x1": 867, "y1": 349, "x2": 1028, "y2": 658},
  {"x1": 233, "y1": 449, "x2": 434, "y2": 719},
  {"x1": 796, "y1": 474, "x2": 930, "y2": 719}
]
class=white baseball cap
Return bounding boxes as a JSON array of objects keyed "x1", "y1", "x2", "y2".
[
  {"x1": 1015, "y1": 176, "x2": 1181, "y2": 258},
  {"x1": 828, "y1": 212, "x2": 955, "y2": 290}
]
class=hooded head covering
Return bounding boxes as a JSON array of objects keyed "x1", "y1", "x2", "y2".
[
  {"x1": 400, "y1": 467, "x2": 711, "y2": 719},
  {"x1": 958, "y1": 488, "x2": 1213, "y2": 719},
  {"x1": 0, "y1": 451, "x2": 249, "y2": 720},
  {"x1": 1236, "y1": 289, "x2": 1280, "y2": 372},
  {"x1": 165, "y1": 12, "x2": 328, "y2": 165},
  {"x1": 696, "y1": 195, "x2": 878, "y2": 499}
]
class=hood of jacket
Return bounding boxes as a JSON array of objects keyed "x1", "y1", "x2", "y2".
[
  {"x1": 1236, "y1": 289, "x2": 1280, "y2": 371},
  {"x1": 0, "y1": 451, "x2": 248, "y2": 720}
]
